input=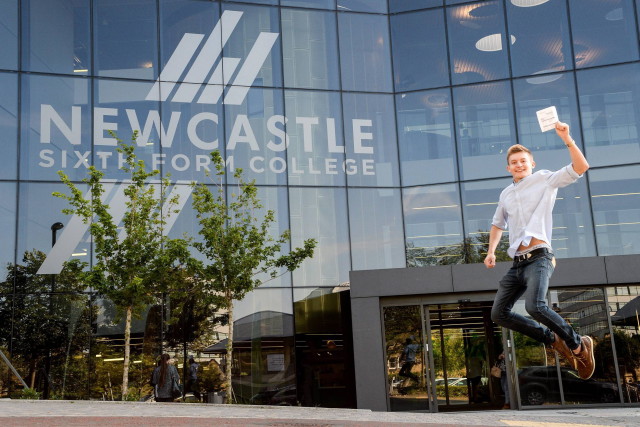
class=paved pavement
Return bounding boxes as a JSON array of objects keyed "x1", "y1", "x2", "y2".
[{"x1": 0, "y1": 400, "x2": 639, "y2": 426}]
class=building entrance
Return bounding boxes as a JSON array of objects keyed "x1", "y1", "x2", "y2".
[{"x1": 383, "y1": 301, "x2": 508, "y2": 412}]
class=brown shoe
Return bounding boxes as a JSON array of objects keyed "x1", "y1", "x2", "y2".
[
  {"x1": 574, "y1": 336, "x2": 595, "y2": 380},
  {"x1": 550, "y1": 333, "x2": 576, "y2": 369}
]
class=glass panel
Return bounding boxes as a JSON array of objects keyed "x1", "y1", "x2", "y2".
[
  {"x1": 513, "y1": 300, "x2": 562, "y2": 406},
  {"x1": 383, "y1": 305, "x2": 427, "y2": 412},
  {"x1": 221, "y1": 3, "x2": 282, "y2": 88},
  {"x1": 0, "y1": 295, "x2": 10, "y2": 398},
  {"x1": 396, "y1": 88, "x2": 457, "y2": 186},
  {"x1": 577, "y1": 63, "x2": 640, "y2": 167},
  {"x1": 0, "y1": 182, "x2": 16, "y2": 276},
  {"x1": 294, "y1": 288, "x2": 355, "y2": 408},
  {"x1": 461, "y1": 178, "x2": 512, "y2": 264},
  {"x1": 551, "y1": 179, "x2": 596, "y2": 259},
  {"x1": 22, "y1": 0, "x2": 90, "y2": 75},
  {"x1": 506, "y1": 0, "x2": 571, "y2": 77},
  {"x1": 161, "y1": 83, "x2": 226, "y2": 182},
  {"x1": 289, "y1": 187, "x2": 350, "y2": 288},
  {"x1": 8, "y1": 293, "x2": 91, "y2": 399},
  {"x1": 342, "y1": 93, "x2": 399, "y2": 187},
  {"x1": 285, "y1": 90, "x2": 346, "y2": 186},
  {"x1": 453, "y1": 81, "x2": 516, "y2": 181},
  {"x1": 281, "y1": 0, "x2": 335, "y2": 9},
  {"x1": 390, "y1": 0, "x2": 442, "y2": 13},
  {"x1": 0, "y1": 0, "x2": 18, "y2": 70},
  {"x1": 20, "y1": 74, "x2": 91, "y2": 181},
  {"x1": 569, "y1": 0, "x2": 639, "y2": 68},
  {"x1": 609, "y1": 285, "x2": 640, "y2": 403},
  {"x1": 92, "y1": 297, "x2": 160, "y2": 400},
  {"x1": 551, "y1": 287, "x2": 620, "y2": 404},
  {"x1": 338, "y1": 12, "x2": 393, "y2": 92},
  {"x1": 513, "y1": 72, "x2": 581, "y2": 173},
  {"x1": 230, "y1": 288, "x2": 295, "y2": 405},
  {"x1": 348, "y1": 188, "x2": 405, "y2": 270},
  {"x1": 0, "y1": 72, "x2": 17, "y2": 179},
  {"x1": 94, "y1": 0, "x2": 158, "y2": 79},
  {"x1": 226, "y1": 0, "x2": 277, "y2": 5},
  {"x1": 391, "y1": 8, "x2": 449, "y2": 92},
  {"x1": 447, "y1": 1, "x2": 510, "y2": 85},
  {"x1": 159, "y1": 0, "x2": 220, "y2": 84},
  {"x1": 589, "y1": 166, "x2": 640, "y2": 256},
  {"x1": 17, "y1": 182, "x2": 91, "y2": 274},
  {"x1": 338, "y1": 0, "x2": 387, "y2": 13},
  {"x1": 93, "y1": 79, "x2": 160, "y2": 180},
  {"x1": 403, "y1": 184, "x2": 463, "y2": 267},
  {"x1": 225, "y1": 87, "x2": 287, "y2": 186},
  {"x1": 281, "y1": 9, "x2": 340, "y2": 90}
]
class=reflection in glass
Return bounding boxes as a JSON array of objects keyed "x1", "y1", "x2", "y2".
[
  {"x1": 453, "y1": 81, "x2": 516, "y2": 181},
  {"x1": 294, "y1": 288, "x2": 355, "y2": 407},
  {"x1": 609, "y1": 285, "x2": 640, "y2": 403},
  {"x1": 461, "y1": 178, "x2": 512, "y2": 263},
  {"x1": 577, "y1": 63, "x2": 640, "y2": 167},
  {"x1": 0, "y1": 0, "x2": 17, "y2": 70},
  {"x1": 94, "y1": 0, "x2": 158, "y2": 79},
  {"x1": 348, "y1": 188, "x2": 405, "y2": 270},
  {"x1": 285, "y1": 90, "x2": 346, "y2": 186},
  {"x1": 22, "y1": 0, "x2": 90, "y2": 75},
  {"x1": 391, "y1": 9, "x2": 449, "y2": 92},
  {"x1": 281, "y1": 0, "x2": 334, "y2": 9},
  {"x1": 221, "y1": 3, "x2": 282, "y2": 88},
  {"x1": 551, "y1": 287, "x2": 620, "y2": 404},
  {"x1": 289, "y1": 187, "x2": 350, "y2": 287},
  {"x1": 0, "y1": 183, "x2": 16, "y2": 282},
  {"x1": 0, "y1": 72, "x2": 17, "y2": 179},
  {"x1": 513, "y1": 72, "x2": 581, "y2": 173},
  {"x1": 343, "y1": 93, "x2": 399, "y2": 187},
  {"x1": 569, "y1": 0, "x2": 639, "y2": 68},
  {"x1": 403, "y1": 184, "x2": 463, "y2": 266},
  {"x1": 282, "y1": 8, "x2": 339, "y2": 90},
  {"x1": 383, "y1": 305, "x2": 427, "y2": 412},
  {"x1": 20, "y1": 74, "x2": 92, "y2": 181},
  {"x1": 229, "y1": 288, "x2": 295, "y2": 405},
  {"x1": 93, "y1": 79, "x2": 160, "y2": 180},
  {"x1": 338, "y1": 12, "x2": 393, "y2": 92},
  {"x1": 447, "y1": 1, "x2": 510, "y2": 85},
  {"x1": 505, "y1": 0, "x2": 571, "y2": 77},
  {"x1": 390, "y1": 0, "x2": 442, "y2": 13},
  {"x1": 338, "y1": 0, "x2": 386, "y2": 13},
  {"x1": 225, "y1": 87, "x2": 287, "y2": 186},
  {"x1": 550, "y1": 179, "x2": 596, "y2": 259},
  {"x1": 396, "y1": 88, "x2": 457, "y2": 185},
  {"x1": 589, "y1": 166, "x2": 640, "y2": 256}
]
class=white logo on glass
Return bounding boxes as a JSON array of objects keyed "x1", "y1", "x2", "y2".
[{"x1": 145, "y1": 10, "x2": 278, "y2": 105}]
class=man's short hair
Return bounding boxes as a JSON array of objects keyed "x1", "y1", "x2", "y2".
[{"x1": 506, "y1": 144, "x2": 533, "y2": 163}]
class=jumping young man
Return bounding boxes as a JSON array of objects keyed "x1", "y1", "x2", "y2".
[{"x1": 484, "y1": 121, "x2": 595, "y2": 380}]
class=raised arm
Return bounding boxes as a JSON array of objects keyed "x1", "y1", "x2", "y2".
[
  {"x1": 555, "y1": 122, "x2": 589, "y2": 175},
  {"x1": 484, "y1": 225, "x2": 504, "y2": 269}
]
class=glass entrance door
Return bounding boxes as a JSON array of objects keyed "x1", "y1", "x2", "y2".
[{"x1": 426, "y1": 302, "x2": 505, "y2": 411}]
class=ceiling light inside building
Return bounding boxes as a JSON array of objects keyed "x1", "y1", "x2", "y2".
[
  {"x1": 605, "y1": 8, "x2": 623, "y2": 21},
  {"x1": 475, "y1": 34, "x2": 516, "y2": 52},
  {"x1": 511, "y1": 0, "x2": 550, "y2": 7}
]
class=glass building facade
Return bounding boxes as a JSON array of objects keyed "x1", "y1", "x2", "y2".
[{"x1": 0, "y1": 0, "x2": 639, "y2": 408}]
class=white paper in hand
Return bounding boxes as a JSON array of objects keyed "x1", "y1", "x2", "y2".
[{"x1": 536, "y1": 106, "x2": 559, "y2": 132}]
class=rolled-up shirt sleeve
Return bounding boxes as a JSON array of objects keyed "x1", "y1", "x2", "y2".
[
  {"x1": 492, "y1": 201, "x2": 508, "y2": 230},
  {"x1": 545, "y1": 164, "x2": 581, "y2": 188}
]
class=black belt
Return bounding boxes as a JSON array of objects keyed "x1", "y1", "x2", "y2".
[{"x1": 513, "y1": 247, "x2": 552, "y2": 263}]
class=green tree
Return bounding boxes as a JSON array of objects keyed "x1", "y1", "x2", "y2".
[
  {"x1": 190, "y1": 151, "x2": 316, "y2": 400},
  {"x1": 54, "y1": 132, "x2": 191, "y2": 398}
]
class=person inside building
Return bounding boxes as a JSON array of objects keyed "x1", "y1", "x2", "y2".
[
  {"x1": 398, "y1": 337, "x2": 420, "y2": 383},
  {"x1": 187, "y1": 355, "x2": 201, "y2": 402},
  {"x1": 484, "y1": 121, "x2": 595, "y2": 380}
]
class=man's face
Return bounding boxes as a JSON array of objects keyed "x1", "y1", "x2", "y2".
[{"x1": 506, "y1": 151, "x2": 535, "y2": 182}]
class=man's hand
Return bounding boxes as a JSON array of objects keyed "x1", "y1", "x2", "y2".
[
  {"x1": 555, "y1": 121, "x2": 570, "y2": 141},
  {"x1": 484, "y1": 253, "x2": 496, "y2": 269}
]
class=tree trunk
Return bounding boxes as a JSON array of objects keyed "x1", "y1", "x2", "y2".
[
  {"x1": 122, "y1": 305, "x2": 132, "y2": 399},
  {"x1": 225, "y1": 300, "x2": 233, "y2": 403}
]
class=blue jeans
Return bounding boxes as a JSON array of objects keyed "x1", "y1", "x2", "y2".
[{"x1": 491, "y1": 252, "x2": 581, "y2": 351}]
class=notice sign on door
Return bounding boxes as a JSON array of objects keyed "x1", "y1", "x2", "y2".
[{"x1": 267, "y1": 353, "x2": 285, "y2": 372}]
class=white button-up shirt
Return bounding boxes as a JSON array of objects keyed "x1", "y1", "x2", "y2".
[{"x1": 492, "y1": 164, "x2": 582, "y2": 258}]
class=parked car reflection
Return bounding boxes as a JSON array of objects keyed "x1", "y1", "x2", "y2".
[{"x1": 518, "y1": 366, "x2": 619, "y2": 405}]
